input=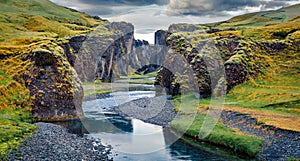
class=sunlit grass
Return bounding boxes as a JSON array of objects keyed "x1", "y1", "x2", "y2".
[
  {"x1": 120, "y1": 71, "x2": 158, "y2": 79},
  {"x1": 226, "y1": 72, "x2": 300, "y2": 111},
  {"x1": 84, "y1": 89, "x2": 113, "y2": 98},
  {"x1": 0, "y1": 0, "x2": 102, "y2": 46},
  {"x1": 128, "y1": 81, "x2": 154, "y2": 85},
  {"x1": 171, "y1": 114, "x2": 264, "y2": 157},
  {"x1": 0, "y1": 72, "x2": 36, "y2": 158}
]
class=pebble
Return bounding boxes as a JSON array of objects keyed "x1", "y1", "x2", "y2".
[
  {"x1": 8, "y1": 122, "x2": 112, "y2": 161},
  {"x1": 112, "y1": 96, "x2": 177, "y2": 126},
  {"x1": 221, "y1": 111, "x2": 300, "y2": 161}
]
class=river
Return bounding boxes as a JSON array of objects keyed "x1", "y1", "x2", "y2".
[{"x1": 56, "y1": 84, "x2": 247, "y2": 161}]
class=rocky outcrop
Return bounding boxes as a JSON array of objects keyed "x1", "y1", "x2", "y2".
[
  {"x1": 0, "y1": 21, "x2": 144, "y2": 120},
  {"x1": 74, "y1": 21, "x2": 160, "y2": 82},
  {"x1": 155, "y1": 30, "x2": 170, "y2": 45},
  {"x1": 73, "y1": 22, "x2": 134, "y2": 82},
  {"x1": 168, "y1": 24, "x2": 204, "y2": 33},
  {"x1": 154, "y1": 25, "x2": 282, "y2": 97},
  {"x1": 129, "y1": 39, "x2": 152, "y2": 69},
  {"x1": 22, "y1": 43, "x2": 83, "y2": 120}
]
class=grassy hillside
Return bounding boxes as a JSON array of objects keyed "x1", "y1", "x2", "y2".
[
  {"x1": 0, "y1": 0, "x2": 104, "y2": 158},
  {"x1": 168, "y1": 4, "x2": 300, "y2": 158},
  {"x1": 217, "y1": 4, "x2": 300, "y2": 128},
  {"x1": 0, "y1": 0, "x2": 102, "y2": 46},
  {"x1": 209, "y1": 4, "x2": 300, "y2": 40},
  {"x1": 0, "y1": 72, "x2": 36, "y2": 158}
]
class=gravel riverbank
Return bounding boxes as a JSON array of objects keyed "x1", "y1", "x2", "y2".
[
  {"x1": 221, "y1": 111, "x2": 300, "y2": 161},
  {"x1": 8, "y1": 96, "x2": 299, "y2": 161},
  {"x1": 8, "y1": 122, "x2": 112, "y2": 161},
  {"x1": 113, "y1": 96, "x2": 300, "y2": 160},
  {"x1": 113, "y1": 96, "x2": 177, "y2": 126}
]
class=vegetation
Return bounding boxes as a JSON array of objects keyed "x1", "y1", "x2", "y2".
[
  {"x1": 170, "y1": 95, "x2": 264, "y2": 157},
  {"x1": 168, "y1": 3, "x2": 300, "y2": 158},
  {"x1": 0, "y1": 72, "x2": 36, "y2": 158},
  {"x1": 0, "y1": 0, "x2": 104, "y2": 157},
  {"x1": 171, "y1": 115, "x2": 264, "y2": 157},
  {"x1": 0, "y1": 0, "x2": 299, "y2": 159},
  {"x1": 120, "y1": 71, "x2": 158, "y2": 79},
  {"x1": 0, "y1": 0, "x2": 102, "y2": 46},
  {"x1": 84, "y1": 89, "x2": 113, "y2": 98},
  {"x1": 223, "y1": 70, "x2": 300, "y2": 131},
  {"x1": 128, "y1": 81, "x2": 154, "y2": 85}
]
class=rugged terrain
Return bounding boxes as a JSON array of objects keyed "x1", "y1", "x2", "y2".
[
  {"x1": 153, "y1": 4, "x2": 300, "y2": 160},
  {"x1": 0, "y1": 0, "x2": 299, "y2": 159},
  {"x1": 155, "y1": 4, "x2": 300, "y2": 98},
  {"x1": 0, "y1": 0, "x2": 153, "y2": 157}
]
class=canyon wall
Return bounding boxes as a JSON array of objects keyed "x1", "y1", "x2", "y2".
[
  {"x1": 0, "y1": 20, "x2": 152, "y2": 120},
  {"x1": 154, "y1": 24, "x2": 296, "y2": 97}
]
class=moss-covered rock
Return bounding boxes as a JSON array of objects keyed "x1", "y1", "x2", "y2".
[
  {"x1": 154, "y1": 19, "x2": 298, "y2": 97},
  {"x1": 21, "y1": 43, "x2": 84, "y2": 120}
]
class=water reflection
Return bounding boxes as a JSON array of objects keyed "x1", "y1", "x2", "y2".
[
  {"x1": 56, "y1": 116, "x2": 240, "y2": 161},
  {"x1": 54, "y1": 91, "x2": 247, "y2": 160}
]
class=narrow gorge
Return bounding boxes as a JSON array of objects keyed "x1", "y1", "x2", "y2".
[{"x1": 1, "y1": 1, "x2": 299, "y2": 160}]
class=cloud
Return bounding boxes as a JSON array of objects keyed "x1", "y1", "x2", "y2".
[
  {"x1": 50, "y1": 0, "x2": 299, "y2": 43},
  {"x1": 50, "y1": 0, "x2": 170, "y2": 16},
  {"x1": 76, "y1": 0, "x2": 170, "y2": 6},
  {"x1": 166, "y1": 0, "x2": 300, "y2": 16}
]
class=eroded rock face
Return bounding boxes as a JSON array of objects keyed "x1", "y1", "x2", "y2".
[
  {"x1": 73, "y1": 22, "x2": 163, "y2": 83},
  {"x1": 155, "y1": 30, "x2": 169, "y2": 46},
  {"x1": 11, "y1": 21, "x2": 148, "y2": 120},
  {"x1": 154, "y1": 28, "x2": 283, "y2": 97},
  {"x1": 22, "y1": 44, "x2": 83, "y2": 120},
  {"x1": 73, "y1": 22, "x2": 134, "y2": 82}
]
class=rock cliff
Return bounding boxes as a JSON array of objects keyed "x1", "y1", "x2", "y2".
[
  {"x1": 0, "y1": 0, "x2": 151, "y2": 120},
  {"x1": 154, "y1": 20, "x2": 299, "y2": 97}
]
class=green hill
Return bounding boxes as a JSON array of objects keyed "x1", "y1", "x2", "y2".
[
  {"x1": 0, "y1": 0, "x2": 104, "y2": 157},
  {"x1": 0, "y1": 0, "x2": 102, "y2": 46},
  {"x1": 155, "y1": 4, "x2": 300, "y2": 158},
  {"x1": 210, "y1": 4, "x2": 300, "y2": 40}
]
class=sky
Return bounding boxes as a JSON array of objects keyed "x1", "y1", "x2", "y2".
[{"x1": 50, "y1": 0, "x2": 300, "y2": 43}]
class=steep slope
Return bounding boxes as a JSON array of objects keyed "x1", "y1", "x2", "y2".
[
  {"x1": 0, "y1": 0, "x2": 102, "y2": 121},
  {"x1": 0, "y1": 0, "x2": 101, "y2": 43},
  {"x1": 0, "y1": 0, "x2": 152, "y2": 120},
  {"x1": 155, "y1": 5, "x2": 300, "y2": 159},
  {"x1": 0, "y1": 0, "x2": 146, "y2": 157},
  {"x1": 155, "y1": 4, "x2": 300, "y2": 100}
]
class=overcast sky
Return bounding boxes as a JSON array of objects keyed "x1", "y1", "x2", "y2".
[{"x1": 50, "y1": 0, "x2": 300, "y2": 43}]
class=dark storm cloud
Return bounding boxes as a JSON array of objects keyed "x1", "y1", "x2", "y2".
[
  {"x1": 51, "y1": 0, "x2": 299, "y2": 17},
  {"x1": 76, "y1": 0, "x2": 170, "y2": 6},
  {"x1": 51, "y1": 0, "x2": 170, "y2": 16},
  {"x1": 261, "y1": 0, "x2": 288, "y2": 9},
  {"x1": 167, "y1": 0, "x2": 297, "y2": 16}
]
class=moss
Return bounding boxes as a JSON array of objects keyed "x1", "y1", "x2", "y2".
[
  {"x1": 0, "y1": 0, "x2": 103, "y2": 46},
  {"x1": 0, "y1": 72, "x2": 36, "y2": 158},
  {"x1": 171, "y1": 114, "x2": 264, "y2": 157}
]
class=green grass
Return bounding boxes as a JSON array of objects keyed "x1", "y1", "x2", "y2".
[
  {"x1": 170, "y1": 94, "x2": 264, "y2": 157},
  {"x1": 128, "y1": 81, "x2": 154, "y2": 85},
  {"x1": 120, "y1": 71, "x2": 158, "y2": 79},
  {"x1": 171, "y1": 131, "x2": 246, "y2": 160},
  {"x1": 171, "y1": 114, "x2": 264, "y2": 157},
  {"x1": 83, "y1": 80, "x2": 101, "y2": 86},
  {"x1": 0, "y1": 72, "x2": 36, "y2": 159},
  {"x1": 226, "y1": 72, "x2": 300, "y2": 115},
  {"x1": 172, "y1": 94, "x2": 210, "y2": 114},
  {"x1": 84, "y1": 89, "x2": 113, "y2": 97},
  {"x1": 0, "y1": 0, "x2": 102, "y2": 46}
]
